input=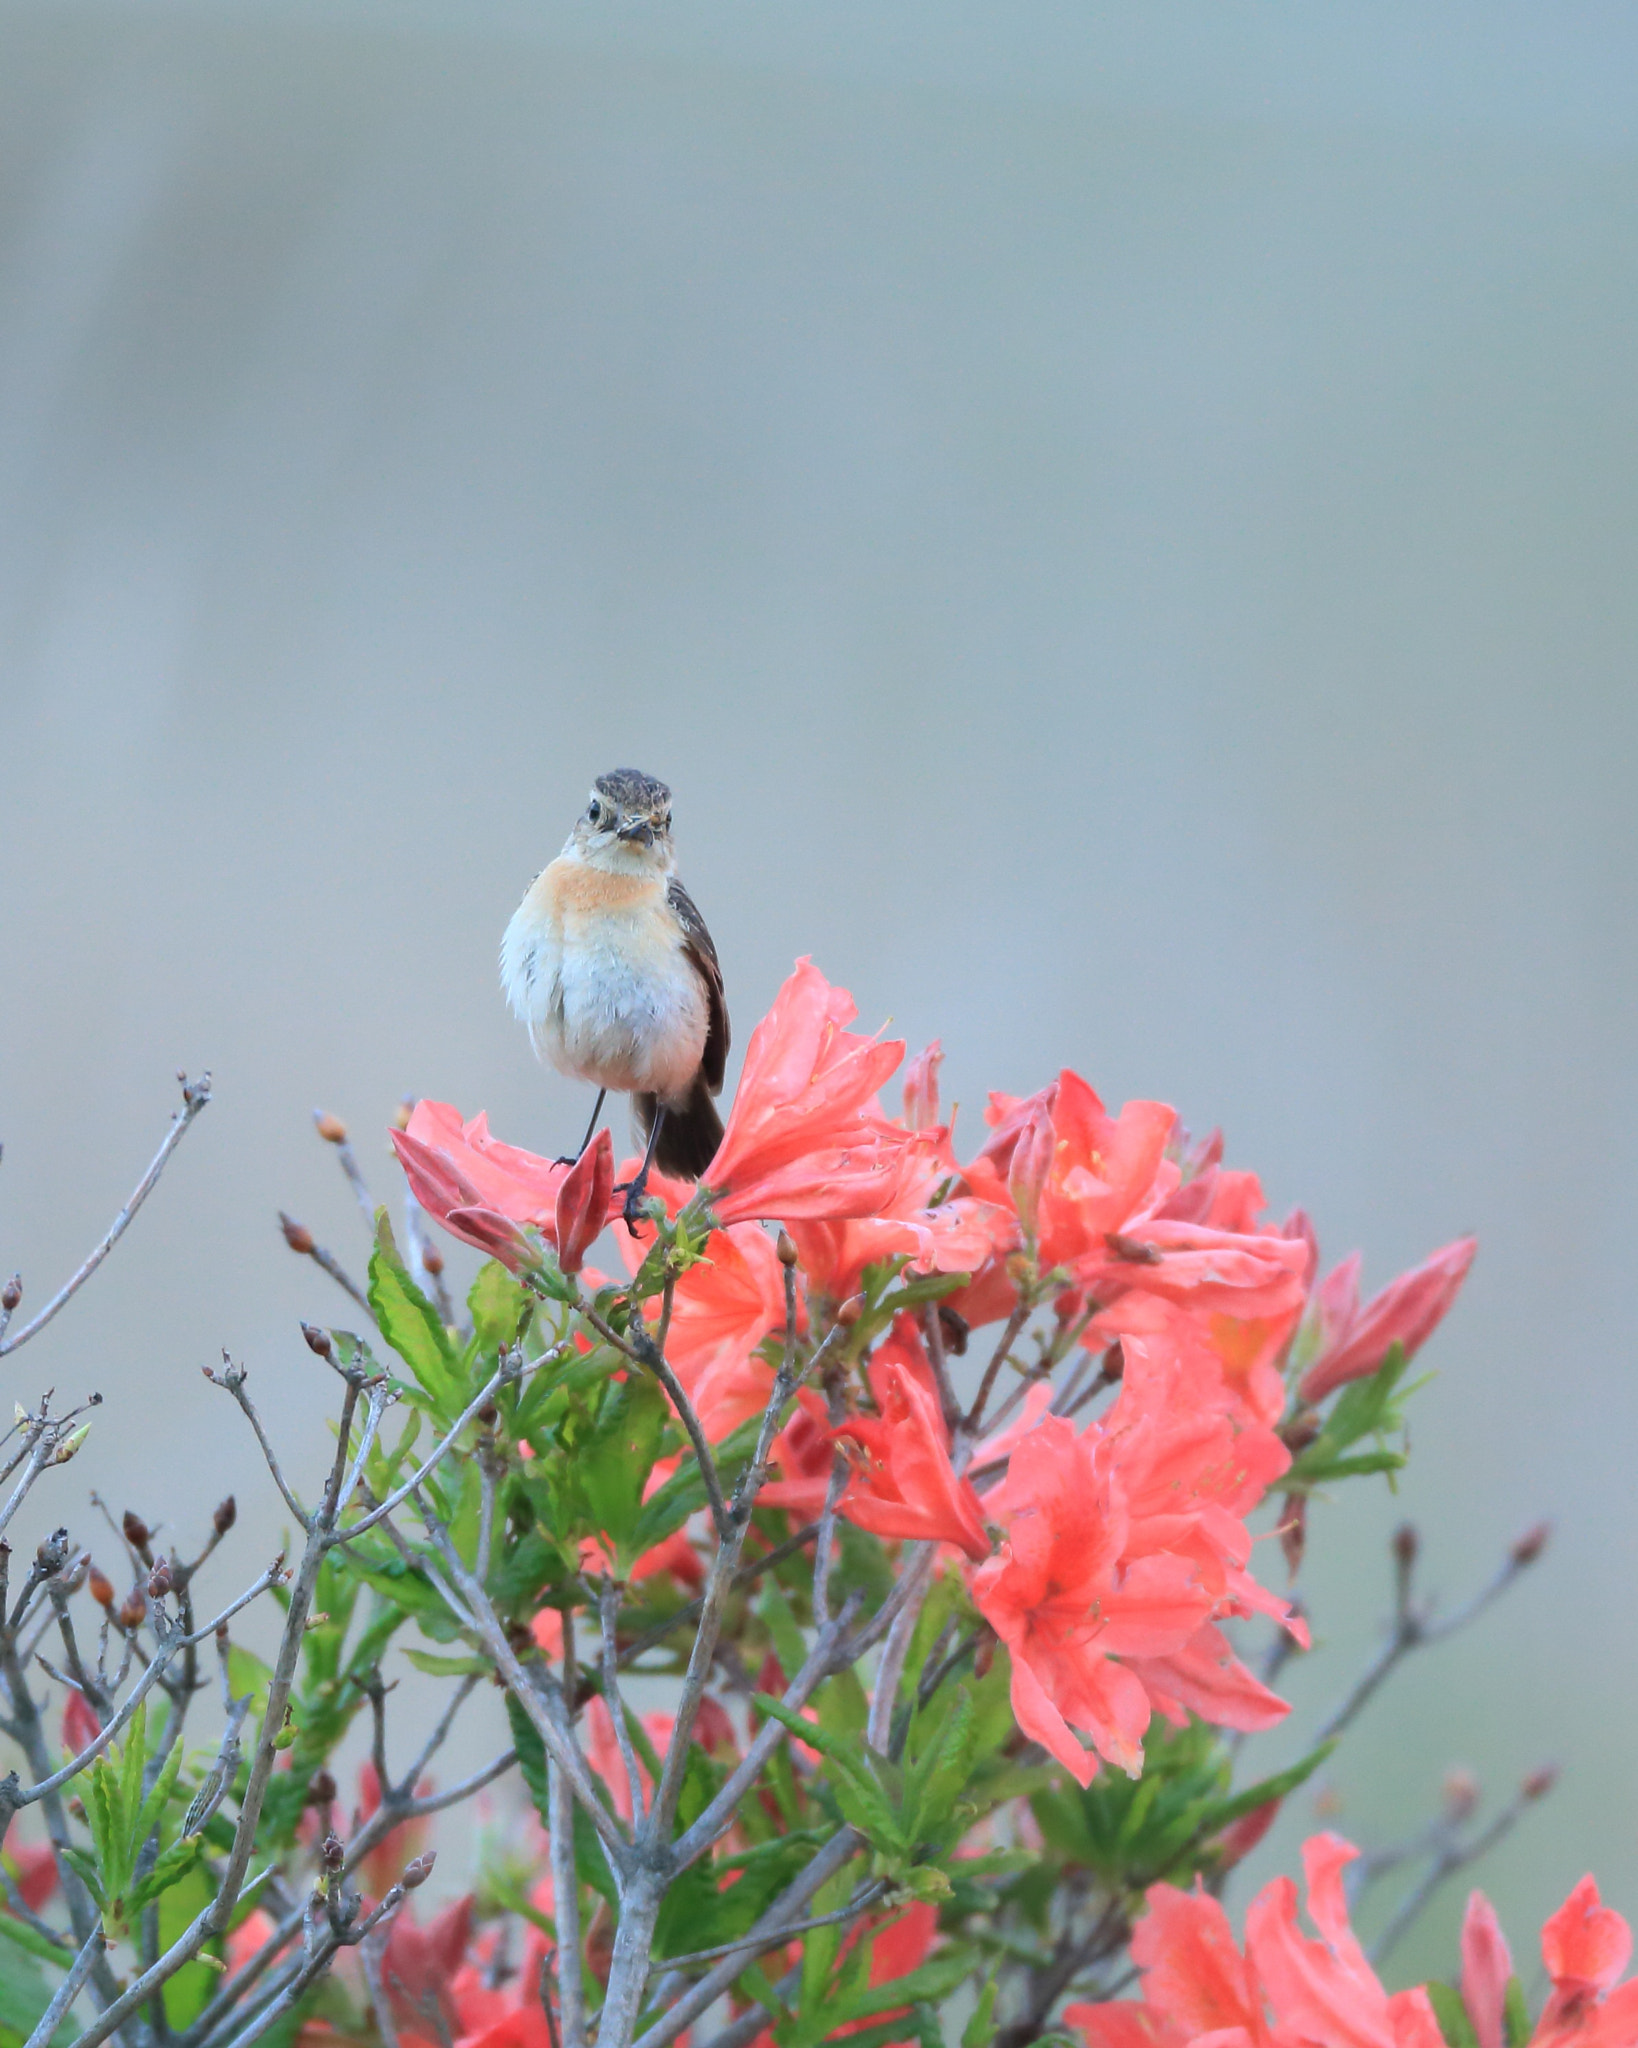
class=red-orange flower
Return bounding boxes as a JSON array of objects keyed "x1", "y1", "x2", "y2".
[
  {"x1": 971, "y1": 1417, "x2": 1217, "y2": 1784},
  {"x1": 1069, "y1": 1834, "x2": 1445, "y2": 2048},
  {"x1": 703, "y1": 960, "x2": 908, "y2": 1225},
  {"x1": 833, "y1": 1358, "x2": 990, "y2": 1561},
  {"x1": 1459, "y1": 1873, "x2": 1638, "y2": 2048},
  {"x1": 1300, "y1": 1235, "x2": 1477, "y2": 1403}
]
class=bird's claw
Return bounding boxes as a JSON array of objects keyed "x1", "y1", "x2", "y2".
[{"x1": 619, "y1": 1178, "x2": 651, "y2": 1236}]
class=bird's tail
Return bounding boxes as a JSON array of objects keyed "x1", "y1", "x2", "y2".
[{"x1": 636, "y1": 1078, "x2": 725, "y2": 1182}]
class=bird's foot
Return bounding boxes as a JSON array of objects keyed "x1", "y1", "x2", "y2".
[{"x1": 616, "y1": 1175, "x2": 652, "y2": 1236}]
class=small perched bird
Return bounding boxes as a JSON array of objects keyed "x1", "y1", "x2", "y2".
[{"x1": 501, "y1": 769, "x2": 728, "y2": 1225}]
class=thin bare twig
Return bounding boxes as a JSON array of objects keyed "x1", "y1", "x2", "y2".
[
  {"x1": 278, "y1": 1213, "x2": 373, "y2": 1319},
  {"x1": 22, "y1": 1925, "x2": 105, "y2": 2048},
  {"x1": 1, "y1": 1073, "x2": 211, "y2": 1358}
]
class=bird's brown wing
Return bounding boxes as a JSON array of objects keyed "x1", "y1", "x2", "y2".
[{"x1": 668, "y1": 875, "x2": 730, "y2": 1094}]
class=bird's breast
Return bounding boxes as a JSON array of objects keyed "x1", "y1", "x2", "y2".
[{"x1": 501, "y1": 860, "x2": 707, "y2": 1100}]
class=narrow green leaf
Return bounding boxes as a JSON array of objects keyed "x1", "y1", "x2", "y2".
[
  {"x1": 401, "y1": 1649, "x2": 492, "y2": 1678},
  {"x1": 132, "y1": 1726, "x2": 187, "y2": 1855},
  {"x1": 129, "y1": 1838, "x2": 203, "y2": 1911},
  {"x1": 1426, "y1": 1981, "x2": 1479, "y2": 2048}
]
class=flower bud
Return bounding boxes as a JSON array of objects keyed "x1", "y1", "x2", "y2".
[
  {"x1": 306, "y1": 1769, "x2": 337, "y2": 1807},
  {"x1": 1442, "y1": 1768, "x2": 1480, "y2": 1822},
  {"x1": 1, "y1": 1275, "x2": 19, "y2": 1313},
  {"x1": 776, "y1": 1230, "x2": 799, "y2": 1268},
  {"x1": 1100, "y1": 1341, "x2": 1125, "y2": 1385},
  {"x1": 320, "y1": 1831, "x2": 345, "y2": 1872},
  {"x1": 837, "y1": 1295, "x2": 865, "y2": 1328},
  {"x1": 279, "y1": 1213, "x2": 315, "y2": 1256},
  {"x1": 1522, "y1": 1765, "x2": 1559, "y2": 1802},
  {"x1": 402, "y1": 1853, "x2": 436, "y2": 1890},
  {"x1": 1280, "y1": 1493, "x2": 1307, "y2": 1579},
  {"x1": 1008, "y1": 1102, "x2": 1056, "y2": 1239},
  {"x1": 902, "y1": 1042, "x2": 944, "y2": 1132},
  {"x1": 148, "y1": 1561, "x2": 173, "y2": 1600},
  {"x1": 88, "y1": 1564, "x2": 115, "y2": 1609},
  {"x1": 301, "y1": 1323, "x2": 334, "y2": 1360},
  {"x1": 393, "y1": 1100, "x2": 414, "y2": 1132},
  {"x1": 554, "y1": 1128, "x2": 614, "y2": 1276},
  {"x1": 421, "y1": 1243, "x2": 444, "y2": 1277},
  {"x1": 214, "y1": 1496, "x2": 237, "y2": 1536},
  {"x1": 117, "y1": 1591, "x2": 147, "y2": 1631},
  {"x1": 123, "y1": 1510, "x2": 152, "y2": 1556},
  {"x1": 315, "y1": 1113, "x2": 348, "y2": 1144},
  {"x1": 1392, "y1": 1523, "x2": 1419, "y2": 1570},
  {"x1": 1511, "y1": 1522, "x2": 1550, "y2": 1567},
  {"x1": 1104, "y1": 1230, "x2": 1163, "y2": 1266}
]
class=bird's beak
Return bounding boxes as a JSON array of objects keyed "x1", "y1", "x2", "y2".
[{"x1": 616, "y1": 819, "x2": 655, "y2": 847}]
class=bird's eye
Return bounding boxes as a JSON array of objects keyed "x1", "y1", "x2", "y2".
[{"x1": 587, "y1": 799, "x2": 602, "y2": 825}]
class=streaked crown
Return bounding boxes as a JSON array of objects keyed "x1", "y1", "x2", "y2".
[{"x1": 571, "y1": 767, "x2": 676, "y2": 864}]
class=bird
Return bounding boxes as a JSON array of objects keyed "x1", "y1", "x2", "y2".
[{"x1": 500, "y1": 768, "x2": 729, "y2": 1229}]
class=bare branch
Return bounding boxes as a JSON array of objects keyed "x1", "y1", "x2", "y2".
[
  {"x1": 278, "y1": 1213, "x2": 373, "y2": 1320},
  {"x1": 22, "y1": 1924, "x2": 105, "y2": 2048},
  {"x1": 0, "y1": 1073, "x2": 211, "y2": 1359}
]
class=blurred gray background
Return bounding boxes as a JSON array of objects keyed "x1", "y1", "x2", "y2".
[{"x1": 2, "y1": 0, "x2": 1635, "y2": 1986}]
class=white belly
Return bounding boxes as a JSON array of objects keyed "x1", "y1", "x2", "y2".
[{"x1": 502, "y1": 889, "x2": 707, "y2": 1103}]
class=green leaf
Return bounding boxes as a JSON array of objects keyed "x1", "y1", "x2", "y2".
[
  {"x1": 369, "y1": 1214, "x2": 462, "y2": 1414},
  {"x1": 826, "y1": 1948, "x2": 973, "y2": 2026},
  {"x1": 0, "y1": 1909, "x2": 71, "y2": 1967},
  {"x1": 227, "y1": 1646, "x2": 274, "y2": 1724},
  {"x1": 751, "y1": 1697, "x2": 904, "y2": 1855},
  {"x1": 57, "y1": 1844, "x2": 105, "y2": 1911},
  {"x1": 961, "y1": 1975, "x2": 999, "y2": 2048},
  {"x1": 469, "y1": 1261, "x2": 529, "y2": 1353},
  {"x1": 1426, "y1": 1981, "x2": 1479, "y2": 2048},
  {"x1": 159, "y1": 1859, "x2": 220, "y2": 2029},
  {"x1": 401, "y1": 1649, "x2": 492, "y2": 1677},
  {"x1": 1188, "y1": 1740, "x2": 1336, "y2": 1853},
  {"x1": 132, "y1": 1725, "x2": 188, "y2": 1853},
  {"x1": 129, "y1": 1838, "x2": 203, "y2": 1911},
  {"x1": 1504, "y1": 1978, "x2": 1532, "y2": 2048}
]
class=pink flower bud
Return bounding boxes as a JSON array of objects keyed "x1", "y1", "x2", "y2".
[
  {"x1": 554, "y1": 1128, "x2": 614, "y2": 1275},
  {"x1": 1007, "y1": 1101, "x2": 1056, "y2": 1240},
  {"x1": 1299, "y1": 1236, "x2": 1477, "y2": 1403},
  {"x1": 902, "y1": 1041, "x2": 944, "y2": 1131}
]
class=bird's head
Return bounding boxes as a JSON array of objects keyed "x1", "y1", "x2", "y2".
[{"x1": 569, "y1": 768, "x2": 676, "y2": 872}]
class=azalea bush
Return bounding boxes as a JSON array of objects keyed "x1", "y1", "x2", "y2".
[{"x1": 0, "y1": 960, "x2": 1595, "y2": 2048}]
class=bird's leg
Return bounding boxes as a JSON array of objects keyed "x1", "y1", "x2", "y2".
[
  {"x1": 617, "y1": 1109, "x2": 667, "y2": 1235},
  {"x1": 556, "y1": 1089, "x2": 607, "y2": 1166}
]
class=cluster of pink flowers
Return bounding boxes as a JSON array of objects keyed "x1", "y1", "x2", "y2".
[
  {"x1": 395, "y1": 960, "x2": 1475, "y2": 1786},
  {"x1": 1069, "y1": 1833, "x2": 1638, "y2": 2048}
]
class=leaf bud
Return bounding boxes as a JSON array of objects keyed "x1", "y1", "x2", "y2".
[
  {"x1": 214, "y1": 1496, "x2": 237, "y2": 1536},
  {"x1": 1, "y1": 1275, "x2": 19, "y2": 1312},
  {"x1": 148, "y1": 1561, "x2": 173, "y2": 1600},
  {"x1": 1392, "y1": 1523, "x2": 1419, "y2": 1570},
  {"x1": 301, "y1": 1323, "x2": 334, "y2": 1360},
  {"x1": 476, "y1": 1403, "x2": 498, "y2": 1427},
  {"x1": 88, "y1": 1564, "x2": 115, "y2": 1609},
  {"x1": 1441, "y1": 1768, "x2": 1480, "y2": 1822},
  {"x1": 280, "y1": 1213, "x2": 315, "y2": 1255},
  {"x1": 421, "y1": 1244, "x2": 444, "y2": 1277},
  {"x1": 836, "y1": 1294, "x2": 865, "y2": 1328},
  {"x1": 36, "y1": 1528, "x2": 70, "y2": 1576},
  {"x1": 402, "y1": 1852, "x2": 436, "y2": 1890},
  {"x1": 1511, "y1": 1521, "x2": 1550, "y2": 1567},
  {"x1": 320, "y1": 1831, "x2": 345, "y2": 1872},
  {"x1": 123, "y1": 1510, "x2": 152, "y2": 1557},
  {"x1": 117, "y1": 1591, "x2": 147, "y2": 1632},
  {"x1": 776, "y1": 1231, "x2": 799, "y2": 1268},
  {"x1": 273, "y1": 1713, "x2": 297, "y2": 1751},
  {"x1": 315, "y1": 1112, "x2": 348, "y2": 1144},
  {"x1": 306, "y1": 1769, "x2": 337, "y2": 1807},
  {"x1": 1522, "y1": 1764, "x2": 1559, "y2": 1802}
]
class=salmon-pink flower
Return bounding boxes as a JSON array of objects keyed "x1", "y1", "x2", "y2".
[
  {"x1": 704, "y1": 960, "x2": 908, "y2": 1224},
  {"x1": 554, "y1": 1128, "x2": 614, "y2": 1274},
  {"x1": 1069, "y1": 1834, "x2": 1445, "y2": 2048},
  {"x1": 902, "y1": 1041, "x2": 944, "y2": 1131},
  {"x1": 391, "y1": 1101, "x2": 619, "y2": 1271},
  {"x1": 7, "y1": 1839, "x2": 58, "y2": 1911},
  {"x1": 1532, "y1": 1876, "x2": 1638, "y2": 2047},
  {"x1": 1300, "y1": 1235, "x2": 1477, "y2": 1403},
  {"x1": 971, "y1": 1417, "x2": 1215, "y2": 1784},
  {"x1": 760, "y1": 1387, "x2": 840, "y2": 1515},
  {"x1": 834, "y1": 1359, "x2": 990, "y2": 1561},
  {"x1": 972, "y1": 1073, "x2": 1178, "y2": 1275}
]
